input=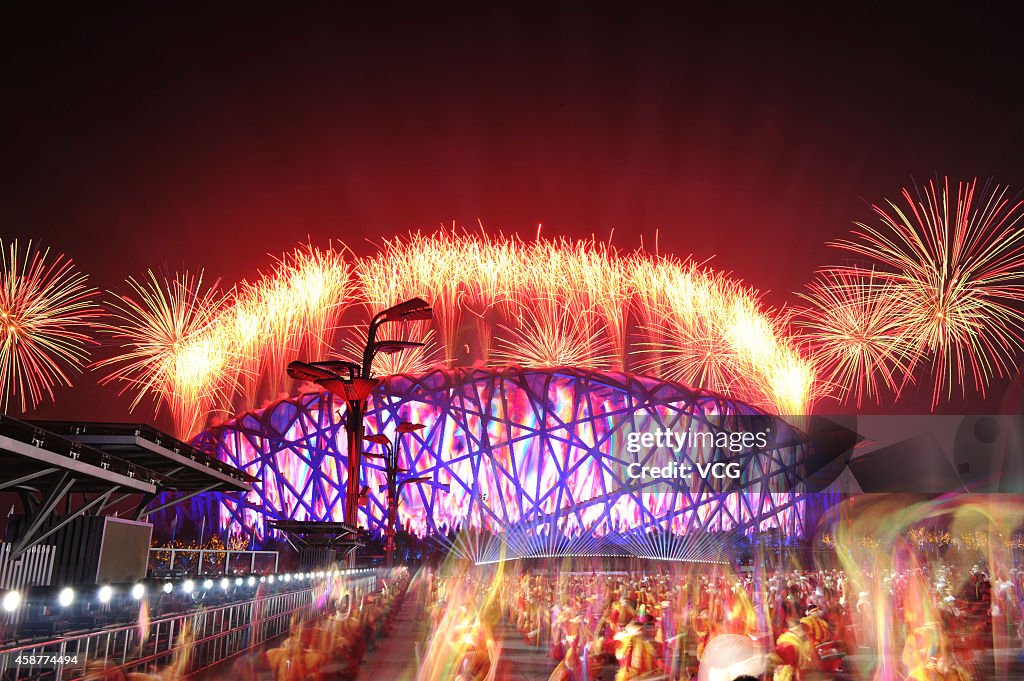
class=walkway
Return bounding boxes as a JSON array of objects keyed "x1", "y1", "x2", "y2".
[
  {"x1": 356, "y1": 580, "x2": 623, "y2": 681},
  {"x1": 356, "y1": 573, "x2": 431, "y2": 681},
  {"x1": 491, "y1": 619, "x2": 557, "y2": 681}
]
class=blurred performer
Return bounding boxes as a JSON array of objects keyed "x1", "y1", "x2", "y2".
[
  {"x1": 769, "y1": 619, "x2": 813, "y2": 681},
  {"x1": 548, "y1": 635, "x2": 582, "y2": 681},
  {"x1": 614, "y1": 621, "x2": 656, "y2": 681}
]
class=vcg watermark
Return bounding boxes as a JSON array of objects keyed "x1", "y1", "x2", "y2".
[{"x1": 623, "y1": 425, "x2": 772, "y2": 485}]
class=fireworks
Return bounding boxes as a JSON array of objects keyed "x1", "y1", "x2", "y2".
[
  {"x1": 796, "y1": 267, "x2": 917, "y2": 407},
  {"x1": 246, "y1": 242, "x2": 355, "y2": 399},
  {"x1": 361, "y1": 231, "x2": 813, "y2": 413},
  {"x1": 359, "y1": 231, "x2": 470, "y2": 366},
  {"x1": 830, "y1": 177, "x2": 1024, "y2": 407},
  {"x1": 337, "y1": 322, "x2": 441, "y2": 376},
  {"x1": 492, "y1": 298, "x2": 615, "y2": 369},
  {"x1": 98, "y1": 244, "x2": 356, "y2": 437},
  {"x1": 97, "y1": 270, "x2": 233, "y2": 438},
  {"x1": 100, "y1": 232, "x2": 817, "y2": 436},
  {"x1": 631, "y1": 254, "x2": 815, "y2": 414},
  {"x1": 15, "y1": 176, "x2": 1024, "y2": 426},
  {"x1": 0, "y1": 239, "x2": 101, "y2": 413}
]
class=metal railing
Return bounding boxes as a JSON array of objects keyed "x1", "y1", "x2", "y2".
[
  {"x1": 148, "y1": 547, "x2": 280, "y2": 575},
  {"x1": 0, "y1": 573, "x2": 377, "y2": 680}
]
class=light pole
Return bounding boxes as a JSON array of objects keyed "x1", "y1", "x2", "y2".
[
  {"x1": 287, "y1": 297, "x2": 433, "y2": 564},
  {"x1": 365, "y1": 422, "x2": 449, "y2": 568}
]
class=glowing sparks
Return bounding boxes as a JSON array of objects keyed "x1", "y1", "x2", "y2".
[
  {"x1": 99, "y1": 244, "x2": 355, "y2": 437},
  {"x1": 101, "y1": 232, "x2": 818, "y2": 436},
  {"x1": 0, "y1": 239, "x2": 101, "y2": 413},
  {"x1": 97, "y1": 270, "x2": 233, "y2": 438},
  {"x1": 267, "y1": 242, "x2": 353, "y2": 359},
  {"x1": 631, "y1": 254, "x2": 816, "y2": 414},
  {"x1": 359, "y1": 231, "x2": 469, "y2": 366},
  {"x1": 797, "y1": 268, "x2": 917, "y2": 407},
  {"x1": 362, "y1": 231, "x2": 814, "y2": 413},
  {"x1": 337, "y1": 323, "x2": 441, "y2": 376},
  {"x1": 244, "y1": 242, "x2": 355, "y2": 399},
  {"x1": 832, "y1": 177, "x2": 1024, "y2": 407},
  {"x1": 493, "y1": 298, "x2": 615, "y2": 369}
]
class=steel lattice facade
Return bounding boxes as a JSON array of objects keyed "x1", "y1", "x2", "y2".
[{"x1": 196, "y1": 367, "x2": 811, "y2": 561}]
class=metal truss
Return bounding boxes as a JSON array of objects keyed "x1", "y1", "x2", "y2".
[{"x1": 200, "y1": 367, "x2": 811, "y2": 561}]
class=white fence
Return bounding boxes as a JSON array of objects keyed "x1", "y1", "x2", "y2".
[
  {"x1": 0, "y1": 573, "x2": 378, "y2": 680},
  {"x1": 0, "y1": 542, "x2": 56, "y2": 590}
]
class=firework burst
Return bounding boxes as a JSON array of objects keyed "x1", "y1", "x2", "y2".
[
  {"x1": 832, "y1": 177, "x2": 1024, "y2": 407},
  {"x1": 0, "y1": 239, "x2": 101, "y2": 413},
  {"x1": 636, "y1": 310, "x2": 737, "y2": 396},
  {"x1": 214, "y1": 286, "x2": 269, "y2": 407},
  {"x1": 250, "y1": 243, "x2": 354, "y2": 396},
  {"x1": 492, "y1": 297, "x2": 615, "y2": 369},
  {"x1": 272, "y1": 242, "x2": 353, "y2": 358},
  {"x1": 98, "y1": 270, "x2": 233, "y2": 438},
  {"x1": 629, "y1": 254, "x2": 816, "y2": 414},
  {"x1": 797, "y1": 268, "x2": 917, "y2": 407},
  {"x1": 632, "y1": 258, "x2": 739, "y2": 394},
  {"x1": 491, "y1": 237, "x2": 618, "y2": 370}
]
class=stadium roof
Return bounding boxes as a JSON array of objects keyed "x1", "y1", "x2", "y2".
[
  {"x1": 31, "y1": 421, "x2": 255, "y2": 494},
  {"x1": 0, "y1": 419, "x2": 254, "y2": 559},
  {"x1": 0, "y1": 416, "x2": 163, "y2": 495}
]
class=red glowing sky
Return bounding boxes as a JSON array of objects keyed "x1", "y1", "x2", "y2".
[{"x1": 3, "y1": 5, "x2": 1023, "y2": 420}]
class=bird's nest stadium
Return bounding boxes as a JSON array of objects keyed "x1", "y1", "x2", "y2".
[{"x1": 192, "y1": 366, "x2": 828, "y2": 563}]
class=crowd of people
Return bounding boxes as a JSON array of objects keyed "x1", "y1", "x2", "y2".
[
  {"x1": 519, "y1": 564, "x2": 1024, "y2": 681},
  {"x1": 256, "y1": 574, "x2": 409, "y2": 681},
  {"x1": 423, "y1": 560, "x2": 1023, "y2": 681},
  {"x1": 255, "y1": 568, "x2": 410, "y2": 681},
  {"x1": 73, "y1": 559, "x2": 1024, "y2": 681}
]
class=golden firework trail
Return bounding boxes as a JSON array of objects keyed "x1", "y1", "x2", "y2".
[
  {"x1": 0, "y1": 239, "x2": 101, "y2": 413},
  {"x1": 101, "y1": 231, "x2": 819, "y2": 436},
  {"x1": 97, "y1": 270, "x2": 233, "y2": 439}
]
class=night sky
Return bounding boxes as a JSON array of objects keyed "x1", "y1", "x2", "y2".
[{"x1": 3, "y1": 5, "x2": 1023, "y2": 421}]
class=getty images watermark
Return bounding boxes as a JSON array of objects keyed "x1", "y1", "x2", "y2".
[
  {"x1": 624, "y1": 426, "x2": 770, "y2": 482},
  {"x1": 607, "y1": 411, "x2": 814, "y2": 495}
]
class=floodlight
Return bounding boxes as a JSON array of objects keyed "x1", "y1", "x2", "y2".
[{"x1": 2, "y1": 591, "x2": 21, "y2": 612}]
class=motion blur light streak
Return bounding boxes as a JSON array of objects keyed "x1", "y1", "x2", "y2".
[
  {"x1": 0, "y1": 239, "x2": 101, "y2": 413},
  {"x1": 830, "y1": 177, "x2": 1024, "y2": 407},
  {"x1": 198, "y1": 367, "x2": 811, "y2": 562}
]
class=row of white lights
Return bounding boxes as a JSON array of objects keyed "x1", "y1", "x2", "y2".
[{"x1": 1, "y1": 568, "x2": 374, "y2": 613}]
